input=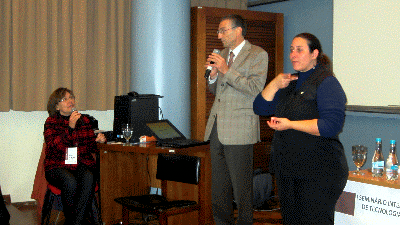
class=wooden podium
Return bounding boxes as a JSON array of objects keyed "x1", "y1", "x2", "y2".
[{"x1": 98, "y1": 142, "x2": 212, "y2": 225}]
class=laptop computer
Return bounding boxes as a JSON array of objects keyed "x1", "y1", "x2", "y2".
[{"x1": 145, "y1": 119, "x2": 209, "y2": 148}]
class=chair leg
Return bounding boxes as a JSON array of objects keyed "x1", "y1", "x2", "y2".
[
  {"x1": 159, "y1": 214, "x2": 167, "y2": 225},
  {"x1": 41, "y1": 190, "x2": 52, "y2": 225},
  {"x1": 122, "y1": 206, "x2": 129, "y2": 225},
  {"x1": 54, "y1": 210, "x2": 62, "y2": 224},
  {"x1": 42, "y1": 193, "x2": 65, "y2": 225},
  {"x1": 198, "y1": 209, "x2": 205, "y2": 225},
  {"x1": 91, "y1": 195, "x2": 102, "y2": 225}
]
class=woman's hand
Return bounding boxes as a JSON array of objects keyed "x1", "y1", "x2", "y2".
[
  {"x1": 261, "y1": 73, "x2": 298, "y2": 101},
  {"x1": 95, "y1": 133, "x2": 107, "y2": 143},
  {"x1": 267, "y1": 117, "x2": 291, "y2": 131},
  {"x1": 271, "y1": 73, "x2": 298, "y2": 90},
  {"x1": 69, "y1": 111, "x2": 81, "y2": 129},
  {"x1": 267, "y1": 117, "x2": 321, "y2": 136}
]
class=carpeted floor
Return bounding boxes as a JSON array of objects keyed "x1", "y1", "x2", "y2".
[{"x1": 6, "y1": 199, "x2": 282, "y2": 225}]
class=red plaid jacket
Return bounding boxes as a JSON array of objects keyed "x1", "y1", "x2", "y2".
[{"x1": 43, "y1": 113, "x2": 98, "y2": 172}]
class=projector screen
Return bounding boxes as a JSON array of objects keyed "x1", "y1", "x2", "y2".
[{"x1": 333, "y1": 0, "x2": 400, "y2": 106}]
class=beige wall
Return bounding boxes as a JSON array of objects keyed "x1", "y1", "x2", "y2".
[{"x1": 191, "y1": 0, "x2": 248, "y2": 10}]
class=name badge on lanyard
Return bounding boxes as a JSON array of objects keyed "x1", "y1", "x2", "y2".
[{"x1": 65, "y1": 147, "x2": 78, "y2": 164}]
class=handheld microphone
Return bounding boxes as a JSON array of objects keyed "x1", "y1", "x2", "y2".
[
  {"x1": 71, "y1": 108, "x2": 82, "y2": 124},
  {"x1": 204, "y1": 49, "x2": 221, "y2": 79}
]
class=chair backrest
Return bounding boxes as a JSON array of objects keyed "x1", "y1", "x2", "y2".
[{"x1": 156, "y1": 153, "x2": 201, "y2": 185}]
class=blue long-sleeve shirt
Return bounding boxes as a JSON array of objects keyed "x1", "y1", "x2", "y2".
[{"x1": 253, "y1": 67, "x2": 347, "y2": 138}]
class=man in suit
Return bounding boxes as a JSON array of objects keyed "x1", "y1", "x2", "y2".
[{"x1": 204, "y1": 14, "x2": 269, "y2": 225}]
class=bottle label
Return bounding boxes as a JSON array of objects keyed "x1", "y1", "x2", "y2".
[
  {"x1": 372, "y1": 161, "x2": 384, "y2": 177},
  {"x1": 386, "y1": 166, "x2": 399, "y2": 180},
  {"x1": 372, "y1": 161, "x2": 384, "y2": 169},
  {"x1": 386, "y1": 168, "x2": 394, "y2": 178}
]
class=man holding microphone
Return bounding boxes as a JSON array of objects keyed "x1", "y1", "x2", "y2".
[{"x1": 204, "y1": 14, "x2": 269, "y2": 225}]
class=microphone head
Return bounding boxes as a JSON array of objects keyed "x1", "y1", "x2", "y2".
[
  {"x1": 205, "y1": 49, "x2": 221, "y2": 79},
  {"x1": 209, "y1": 49, "x2": 221, "y2": 65},
  {"x1": 71, "y1": 107, "x2": 77, "y2": 112},
  {"x1": 213, "y1": 49, "x2": 220, "y2": 54}
]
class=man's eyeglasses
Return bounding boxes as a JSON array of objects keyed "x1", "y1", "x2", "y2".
[
  {"x1": 217, "y1": 26, "x2": 237, "y2": 35},
  {"x1": 59, "y1": 96, "x2": 75, "y2": 102}
]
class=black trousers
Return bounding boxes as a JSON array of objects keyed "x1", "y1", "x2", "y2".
[
  {"x1": 276, "y1": 173, "x2": 348, "y2": 225},
  {"x1": 209, "y1": 121, "x2": 254, "y2": 225},
  {"x1": 45, "y1": 164, "x2": 97, "y2": 225},
  {"x1": 0, "y1": 187, "x2": 10, "y2": 224}
]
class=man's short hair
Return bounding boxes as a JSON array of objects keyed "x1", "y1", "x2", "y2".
[{"x1": 221, "y1": 14, "x2": 247, "y2": 37}]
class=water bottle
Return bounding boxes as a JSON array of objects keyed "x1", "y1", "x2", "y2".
[
  {"x1": 372, "y1": 138, "x2": 384, "y2": 177},
  {"x1": 385, "y1": 140, "x2": 398, "y2": 181}
]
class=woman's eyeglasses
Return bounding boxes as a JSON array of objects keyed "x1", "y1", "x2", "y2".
[{"x1": 59, "y1": 96, "x2": 75, "y2": 102}]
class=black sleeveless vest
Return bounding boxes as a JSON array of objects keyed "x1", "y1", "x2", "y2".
[{"x1": 270, "y1": 66, "x2": 348, "y2": 178}]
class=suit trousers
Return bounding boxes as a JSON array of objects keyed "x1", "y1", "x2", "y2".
[{"x1": 209, "y1": 121, "x2": 254, "y2": 225}]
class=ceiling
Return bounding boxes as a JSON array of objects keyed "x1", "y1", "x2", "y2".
[{"x1": 247, "y1": 0, "x2": 290, "y2": 7}]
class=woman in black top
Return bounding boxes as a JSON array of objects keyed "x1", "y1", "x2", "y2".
[{"x1": 253, "y1": 33, "x2": 348, "y2": 224}]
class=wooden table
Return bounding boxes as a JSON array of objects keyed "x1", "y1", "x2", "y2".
[
  {"x1": 98, "y1": 142, "x2": 213, "y2": 225},
  {"x1": 347, "y1": 169, "x2": 400, "y2": 189},
  {"x1": 335, "y1": 169, "x2": 400, "y2": 224}
]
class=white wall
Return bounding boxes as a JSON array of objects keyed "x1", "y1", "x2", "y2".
[
  {"x1": 333, "y1": 0, "x2": 400, "y2": 106},
  {"x1": 0, "y1": 110, "x2": 114, "y2": 202}
]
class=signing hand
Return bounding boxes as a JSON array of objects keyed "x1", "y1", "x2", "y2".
[
  {"x1": 261, "y1": 73, "x2": 298, "y2": 101},
  {"x1": 267, "y1": 117, "x2": 292, "y2": 131},
  {"x1": 69, "y1": 110, "x2": 82, "y2": 129},
  {"x1": 272, "y1": 73, "x2": 298, "y2": 90}
]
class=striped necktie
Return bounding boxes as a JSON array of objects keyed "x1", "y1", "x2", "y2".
[{"x1": 227, "y1": 51, "x2": 234, "y2": 68}]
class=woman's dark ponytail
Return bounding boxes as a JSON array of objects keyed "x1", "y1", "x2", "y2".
[{"x1": 294, "y1": 33, "x2": 332, "y2": 71}]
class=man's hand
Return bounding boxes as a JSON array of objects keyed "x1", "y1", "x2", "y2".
[{"x1": 205, "y1": 52, "x2": 229, "y2": 79}]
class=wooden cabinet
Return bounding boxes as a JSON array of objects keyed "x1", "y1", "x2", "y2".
[{"x1": 190, "y1": 6, "x2": 283, "y2": 172}]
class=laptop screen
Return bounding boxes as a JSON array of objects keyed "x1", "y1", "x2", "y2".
[{"x1": 146, "y1": 120, "x2": 182, "y2": 140}]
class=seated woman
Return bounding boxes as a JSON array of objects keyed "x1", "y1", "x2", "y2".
[{"x1": 43, "y1": 87, "x2": 106, "y2": 225}]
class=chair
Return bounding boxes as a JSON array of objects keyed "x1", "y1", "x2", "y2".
[
  {"x1": 34, "y1": 142, "x2": 102, "y2": 224},
  {"x1": 41, "y1": 183, "x2": 102, "y2": 225},
  {"x1": 114, "y1": 153, "x2": 203, "y2": 225},
  {"x1": 31, "y1": 143, "x2": 49, "y2": 220}
]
